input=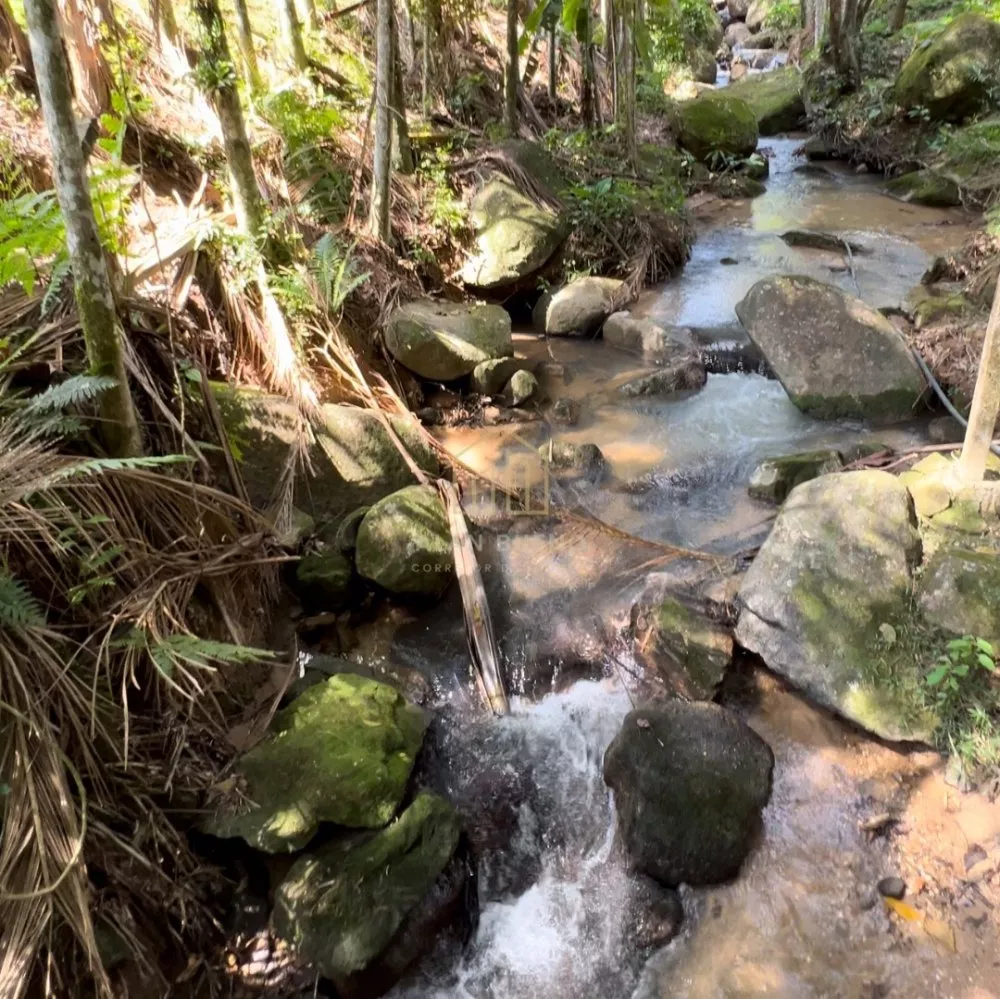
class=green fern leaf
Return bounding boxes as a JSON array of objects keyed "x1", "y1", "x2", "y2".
[
  {"x1": 24, "y1": 374, "x2": 119, "y2": 415},
  {"x1": 45, "y1": 454, "x2": 195, "y2": 484},
  {"x1": 0, "y1": 572, "x2": 45, "y2": 631}
]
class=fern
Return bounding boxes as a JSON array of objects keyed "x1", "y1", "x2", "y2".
[
  {"x1": 46, "y1": 454, "x2": 195, "y2": 484},
  {"x1": 0, "y1": 572, "x2": 45, "y2": 631},
  {"x1": 24, "y1": 374, "x2": 119, "y2": 415},
  {"x1": 41, "y1": 258, "x2": 72, "y2": 317},
  {"x1": 309, "y1": 234, "x2": 370, "y2": 314}
]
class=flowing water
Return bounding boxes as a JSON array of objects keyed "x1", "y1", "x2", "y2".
[{"x1": 386, "y1": 138, "x2": 1000, "y2": 999}]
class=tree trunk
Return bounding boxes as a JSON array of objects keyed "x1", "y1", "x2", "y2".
[
  {"x1": 25, "y1": 0, "x2": 142, "y2": 457},
  {"x1": 399, "y1": 0, "x2": 416, "y2": 69},
  {"x1": 193, "y1": 0, "x2": 265, "y2": 237},
  {"x1": 369, "y1": 0, "x2": 392, "y2": 239},
  {"x1": 614, "y1": 0, "x2": 636, "y2": 162},
  {"x1": 959, "y1": 277, "x2": 1000, "y2": 483},
  {"x1": 888, "y1": 0, "x2": 908, "y2": 31},
  {"x1": 151, "y1": 0, "x2": 179, "y2": 46},
  {"x1": 231, "y1": 0, "x2": 262, "y2": 90},
  {"x1": 601, "y1": 0, "x2": 612, "y2": 65},
  {"x1": 547, "y1": 22, "x2": 557, "y2": 100},
  {"x1": 0, "y1": 0, "x2": 34, "y2": 81},
  {"x1": 390, "y1": 5, "x2": 414, "y2": 174},
  {"x1": 279, "y1": 0, "x2": 309, "y2": 70},
  {"x1": 829, "y1": 0, "x2": 861, "y2": 91},
  {"x1": 55, "y1": 0, "x2": 110, "y2": 115},
  {"x1": 504, "y1": 0, "x2": 518, "y2": 135},
  {"x1": 581, "y1": 0, "x2": 597, "y2": 128}
]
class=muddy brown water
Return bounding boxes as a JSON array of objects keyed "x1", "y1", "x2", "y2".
[{"x1": 382, "y1": 137, "x2": 999, "y2": 999}]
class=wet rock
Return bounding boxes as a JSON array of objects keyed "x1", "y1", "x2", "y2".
[
  {"x1": 885, "y1": 170, "x2": 962, "y2": 208},
  {"x1": 779, "y1": 230, "x2": 869, "y2": 254},
  {"x1": 384, "y1": 299, "x2": 513, "y2": 381},
  {"x1": 727, "y1": 0, "x2": 749, "y2": 20},
  {"x1": 319, "y1": 505, "x2": 370, "y2": 554},
  {"x1": 212, "y1": 388, "x2": 439, "y2": 519},
  {"x1": 688, "y1": 45, "x2": 718, "y2": 85},
  {"x1": 676, "y1": 94, "x2": 759, "y2": 162},
  {"x1": 274, "y1": 507, "x2": 316, "y2": 550},
  {"x1": 748, "y1": 449, "x2": 844, "y2": 504},
  {"x1": 894, "y1": 13, "x2": 1000, "y2": 122},
  {"x1": 911, "y1": 289, "x2": 971, "y2": 329},
  {"x1": 356, "y1": 485, "x2": 453, "y2": 597},
  {"x1": 877, "y1": 876, "x2": 906, "y2": 900},
  {"x1": 745, "y1": 152, "x2": 770, "y2": 180},
  {"x1": 533, "y1": 276, "x2": 626, "y2": 337},
  {"x1": 725, "y1": 20, "x2": 752, "y2": 47},
  {"x1": 628, "y1": 877, "x2": 685, "y2": 949},
  {"x1": 539, "y1": 440, "x2": 607, "y2": 481},
  {"x1": 503, "y1": 369, "x2": 538, "y2": 407},
  {"x1": 735, "y1": 471, "x2": 936, "y2": 743},
  {"x1": 701, "y1": 339, "x2": 770, "y2": 375},
  {"x1": 927, "y1": 414, "x2": 965, "y2": 444},
  {"x1": 618, "y1": 358, "x2": 707, "y2": 398},
  {"x1": 470, "y1": 356, "x2": 528, "y2": 396},
  {"x1": 746, "y1": 0, "x2": 773, "y2": 31},
  {"x1": 735, "y1": 276, "x2": 926, "y2": 421},
  {"x1": 723, "y1": 67, "x2": 805, "y2": 134},
  {"x1": 416, "y1": 406, "x2": 442, "y2": 426},
  {"x1": 720, "y1": 256, "x2": 739, "y2": 265},
  {"x1": 917, "y1": 548, "x2": 1000, "y2": 641},
  {"x1": 461, "y1": 141, "x2": 567, "y2": 291},
  {"x1": 204, "y1": 674, "x2": 428, "y2": 852},
  {"x1": 294, "y1": 549, "x2": 354, "y2": 611},
  {"x1": 533, "y1": 360, "x2": 571, "y2": 400},
  {"x1": 549, "y1": 397, "x2": 581, "y2": 426},
  {"x1": 603, "y1": 702, "x2": 774, "y2": 886},
  {"x1": 713, "y1": 173, "x2": 767, "y2": 199},
  {"x1": 602, "y1": 311, "x2": 696, "y2": 361},
  {"x1": 273, "y1": 792, "x2": 466, "y2": 998},
  {"x1": 802, "y1": 135, "x2": 834, "y2": 160},
  {"x1": 632, "y1": 594, "x2": 733, "y2": 699}
]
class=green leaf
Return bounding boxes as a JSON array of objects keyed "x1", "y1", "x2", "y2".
[
  {"x1": 925, "y1": 664, "x2": 950, "y2": 687},
  {"x1": 519, "y1": 0, "x2": 552, "y2": 53},
  {"x1": 0, "y1": 571, "x2": 45, "y2": 631},
  {"x1": 975, "y1": 638, "x2": 994, "y2": 655},
  {"x1": 977, "y1": 653, "x2": 996, "y2": 671}
]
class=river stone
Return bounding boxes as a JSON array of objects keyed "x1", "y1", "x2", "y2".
[
  {"x1": 549, "y1": 397, "x2": 580, "y2": 426},
  {"x1": 539, "y1": 440, "x2": 607, "y2": 481},
  {"x1": 603, "y1": 702, "x2": 774, "y2": 886},
  {"x1": 748, "y1": 449, "x2": 844, "y2": 504},
  {"x1": 385, "y1": 300, "x2": 512, "y2": 381},
  {"x1": 727, "y1": 0, "x2": 749, "y2": 18},
  {"x1": 894, "y1": 13, "x2": 1000, "y2": 122},
  {"x1": 294, "y1": 549, "x2": 354, "y2": 611},
  {"x1": 735, "y1": 471, "x2": 936, "y2": 742},
  {"x1": 688, "y1": 45, "x2": 718, "y2": 85},
  {"x1": 886, "y1": 170, "x2": 962, "y2": 208},
  {"x1": 205, "y1": 674, "x2": 428, "y2": 852},
  {"x1": 725, "y1": 20, "x2": 752, "y2": 47},
  {"x1": 619, "y1": 358, "x2": 707, "y2": 398},
  {"x1": 603, "y1": 311, "x2": 696, "y2": 361},
  {"x1": 470, "y1": 357, "x2": 526, "y2": 395},
  {"x1": 355, "y1": 485, "x2": 453, "y2": 597},
  {"x1": 273, "y1": 792, "x2": 463, "y2": 993},
  {"x1": 722, "y1": 68, "x2": 805, "y2": 135},
  {"x1": 633, "y1": 595, "x2": 733, "y2": 699},
  {"x1": 779, "y1": 230, "x2": 869, "y2": 254},
  {"x1": 746, "y1": 0, "x2": 772, "y2": 31},
  {"x1": 212, "y1": 387, "x2": 439, "y2": 519},
  {"x1": 503, "y1": 369, "x2": 538, "y2": 406},
  {"x1": 917, "y1": 548, "x2": 1000, "y2": 642},
  {"x1": 534, "y1": 276, "x2": 625, "y2": 336},
  {"x1": 677, "y1": 94, "x2": 759, "y2": 162},
  {"x1": 735, "y1": 276, "x2": 926, "y2": 421}
]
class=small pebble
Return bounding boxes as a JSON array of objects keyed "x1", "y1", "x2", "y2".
[
  {"x1": 720, "y1": 256, "x2": 738, "y2": 265},
  {"x1": 877, "y1": 876, "x2": 906, "y2": 900}
]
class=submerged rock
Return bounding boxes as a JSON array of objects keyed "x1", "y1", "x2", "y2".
[
  {"x1": 886, "y1": 170, "x2": 962, "y2": 208},
  {"x1": 735, "y1": 471, "x2": 936, "y2": 742},
  {"x1": 894, "y1": 13, "x2": 1000, "y2": 122},
  {"x1": 294, "y1": 549, "x2": 354, "y2": 611},
  {"x1": 602, "y1": 311, "x2": 696, "y2": 362},
  {"x1": 603, "y1": 702, "x2": 774, "y2": 886},
  {"x1": 385, "y1": 299, "x2": 513, "y2": 381},
  {"x1": 735, "y1": 276, "x2": 925, "y2": 421},
  {"x1": 273, "y1": 791, "x2": 466, "y2": 996},
  {"x1": 917, "y1": 548, "x2": 1000, "y2": 642},
  {"x1": 722, "y1": 68, "x2": 805, "y2": 135},
  {"x1": 779, "y1": 230, "x2": 869, "y2": 254},
  {"x1": 549, "y1": 397, "x2": 581, "y2": 426},
  {"x1": 470, "y1": 356, "x2": 527, "y2": 395},
  {"x1": 748, "y1": 449, "x2": 844, "y2": 504},
  {"x1": 356, "y1": 485, "x2": 453, "y2": 597},
  {"x1": 676, "y1": 94, "x2": 759, "y2": 162},
  {"x1": 538, "y1": 440, "x2": 607, "y2": 481},
  {"x1": 205, "y1": 674, "x2": 428, "y2": 852},
  {"x1": 534, "y1": 276, "x2": 625, "y2": 337},
  {"x1": 618, "y1": 358, "x2": 707, "y2": 397}
]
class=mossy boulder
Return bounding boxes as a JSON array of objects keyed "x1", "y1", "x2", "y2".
[
  {"x1": 470, "y1": 357, "x2": 528, "y2": 395},
  {"x1": 294, "y1": 549, "x2": 354, "y2": 611},
  {"x1": 533, "y1": 276, "x2": 626, "y2": 336},
  {"x1": 886, "y1": 170, "x2": 962, "y2": 207},
  {"x1": 917, "y1": 548, "x2": 1000, "y2": 642},
  {"x1": 748, "y1": 449, "x2": 844, "y2": 504},
  {"x1": 385, "y1": 299, "x2": 513, "y2": 381},
  {"x1": 894, "y1": 13, "x2": 1000, "y2": 122},
  {"x1": 603, "y1": 312, "x2": 696, "y2": 362},
  {"x1": 687, "y1": 45, "x2": 718, "y2": 85},
  {"x1": 722, "y1": 68, "x2": 805, "y2": 135},
  {"x1": 355, "y1": 485, "x2": 453, "y2": 597},
  {"x1": 503, "y1": 369, "x2": 538, "y2": 406},
  {"x1": 212, "y1": 387, "x2": 439, "y2": 519},
  {"x1": 735, "y1": 471, "x2": 936, "y2": 742},
  {"x1": 273, "y1": 792, "x2": 464, "y2": 993},
  {"x1": 735, "y1": 276, "x2": 926, "y2": 421},
  {"x1": 204, "y1": 674, "x2": 428, "y2": 852},
  {"x1": 676, "y1": 94, "x2": 759, "y2": 162},
  {"x1": 461, "y1": 141, "x2": 567, "y2": 291},
  {"x1": 603, "y1": 702, "x2": 773, "y2": 886}
]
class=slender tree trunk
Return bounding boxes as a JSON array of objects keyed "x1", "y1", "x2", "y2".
[
  {"x1": 421, "y1": 8, "x2": 430, "y2": 114},
  {"x1": 55, "y1": 0, "x2": 110, "y2": 115},
  {"x1": 390, "y1": 6, "x2": 413, "y2": 174},
  {"x1": 369, "y1": 0, "x2": 392, "y2": 239},
  {"x1": 581, "y1": 0, "x2": 596, "y2": 128},
  {"x1": 614, "y1": 0, "x2": 636, "y2": 162},
  {"x1": 399, "y1": 0, "x2": 416, "y2": 69},
  {"x1": 231, "y1": 0, "x2": 262, "y2": 91},
  {"x1": 193, "y1": 0, "x2": 265, "y2": 236},
  {"x1": 279, "y1": 0, "x2": 309, "y2": 70},
  {"x1": 829, "y1": 0, "x2": 861, "y2": 91},
  {"x1": 25, "y1": 0, "x2": 141, "y2": 457},
  {"x1": 547, "y1": 22, "x2": 557, "y2": 100},
  {"x1": 504, "y1": 0, "x2": 518, "y2": 135},
  {"x1": 888, "y1": 0, "x2": 908, "y2": 31},
  {"x1": 959, "y1": 277, "x2": 1000, "y2": 483}
]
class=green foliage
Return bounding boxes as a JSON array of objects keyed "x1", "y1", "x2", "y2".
[
  {"x1": 417, "y1": 148, "x2": 467, "y2": 237},
  {"x1": 930, "y1": 117, "x2": 1000, "y2": 164},
  {"x1": 115, "y1": 628, "x2": 272, "y2": 681},
  {"x1": 309, "y1": 234, "x2": 370, "y2": 315},
  {"x1": 646, "y1": 0, "x2": 719, "y2": 66},
  {"x1": 0, "y1": 571, "x2": 45, "y2": 631},
  {"x1": 764, "y1": 0, "x2": 800, "y2": 34}
]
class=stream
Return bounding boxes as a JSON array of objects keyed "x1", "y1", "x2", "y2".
[{"x1": 379, "y1": 136, "x2": 1000, "y2": 998}]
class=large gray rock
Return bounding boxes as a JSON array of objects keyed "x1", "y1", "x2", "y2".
[
  {"x1": 676, "y1": 94, "x2": 759, "y2": 162},
  {"x1": 212, "y1": 387, "x2": 439, "y2": 519},
  {"x1": 470, "y1": 357, "x2": 528, "y2": 395},
  {"x1": 735, "y1": 276, "x2": 925, "y2": 421},
  {"x1": 603, "y1": 702, "x2": 773, "y2": 886},
  {"x1": 385, "y1": 299, "x2": 513, "y2": 381},
  {"x1": 917, "y1": 548, "x2": 1000, "y2": 642},
  {"x1": 746, "y1": 0, "x2": 772, "y2": 31},
  {"x1": 204, "y1": 675, "x2": 428, "y2": 852},
  {"x1": 534, "y1": 277, "x2": 626, "y2": 336},
  {"x1": 727, "y1": 0, "x2": 750, "y2": 18},
  {"x1": 602, "y1": 311, "x2": 696, "y2": 362},
  {"x1": 735, "y1": 471, "x2": 936, "y2": 742},
  {"x1": 273, "y1": 791, "x2": 466, "y2": 996},
  {"x1": 725, "y1": 20, "x2": 752, "y2": 48},
  {"x1": 894, "y1": 13, "x2": 1000, "y2": 122},
  {"x1": 618, "y1": 358, "x2": 707, "y2": 397},
  {"x1": 355, "y1": 485, "x2": 453, "y2": 596},
  {"x1": 748, "y1": 449, "x2": 844, "y2": 504},
  {"x1": 722, "y1": 68, "x2": 806, "y2": 135}
]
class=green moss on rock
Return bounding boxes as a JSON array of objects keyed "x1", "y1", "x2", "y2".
[
  {"x1": 721, "y1": 68, "x2": 805, "y2": 135},
  {"x1": 918, "y1": 547, "x2": 1000, "y2": 641},
  {"x1": 642, "y1": 597, "x2": 733, "y2": 698},
  {"x1": 886, "y1": 170, "x2": 962, "y2": 207},
  {"x1": 677, "y1": 94, "x2": 759, "y2": 162},
  {"x1": 748, "y1": 449, "x2": 844, "y2": 504}
]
